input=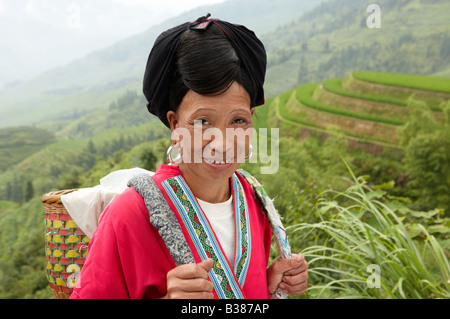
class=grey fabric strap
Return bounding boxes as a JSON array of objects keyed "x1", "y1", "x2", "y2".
[{"x1": 128, "y1": 173, "x2": 195, "y2": 266}]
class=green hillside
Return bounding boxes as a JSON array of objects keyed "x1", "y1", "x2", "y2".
[
  {"x1": 0, "y1": 126, "x2": 55, "y2": 172},
  {"x1": 263, "y1": 0, "x2": 450, "y2": 96},
  {"x1": 433, "y1": 66, "x2": 450, "y2": 77}
]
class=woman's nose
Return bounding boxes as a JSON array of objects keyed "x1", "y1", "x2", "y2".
[{"x1": 203, "y1": 128, "x2": 236, "y2": 158}]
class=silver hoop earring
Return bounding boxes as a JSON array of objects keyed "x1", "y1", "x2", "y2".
[
  {"x1": 245, "y1": 144, "x2": 253, "y2": 161},
  {"x1": 167, "y1": 144, "x2": 183, "y2": 165}
]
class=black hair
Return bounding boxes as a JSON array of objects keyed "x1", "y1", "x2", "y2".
[{"x1": 168, "y1": 23, "x2": 255, "y2": 112}]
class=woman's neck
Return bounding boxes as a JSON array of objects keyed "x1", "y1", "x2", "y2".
[{"x1": 179, "y1": 165, "x2": 231, "y2": 203}]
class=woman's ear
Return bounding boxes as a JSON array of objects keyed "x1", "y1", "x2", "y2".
[{"x1": 166, "y1": 110, "x2": 178, "y2": 133}]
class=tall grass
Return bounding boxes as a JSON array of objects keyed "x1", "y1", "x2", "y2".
[{"x1": 289, "y1": 161, "x2": 450, "y2": 299}]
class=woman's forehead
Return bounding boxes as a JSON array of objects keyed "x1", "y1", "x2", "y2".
[{"x1": 179, "y1": 82, "x2": 251, "y2": 114}]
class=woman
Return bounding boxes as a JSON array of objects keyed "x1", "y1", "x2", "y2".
[{"x1": 71, "y1": 14, "x2": 308, "y2": 299}]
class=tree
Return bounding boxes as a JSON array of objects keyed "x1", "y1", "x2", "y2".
[
  {"x1": 11, "y1": 176, "x2": 23, "y2": 203},
  {"x1": 440, "y1": 34, "x2": 450, "y2": 57},
  {"x1": 60, "y1": 169, "x2": 81, "y2": 190},
  {"x1": 298, "y1": 56, "x2": 308, "y2": 83},
  {"x1": 140, "y1": 148, "x2": 158, "y2": 171},
  {"x1": 405, "y1": 128, "x2": 450, "y2": 214},
  {"x1": 24, "y1": 181, "x2": 34, "y2": 202},
  {"x1": 317, "y1": 126, "x2": 353, "y2": 177},
  {"x1": 404, "y1": 104, "x2": 450, "y2": 214},
  {"x1": 301, "y1": 42, "x2": 308, "y2": 52},
  {"x1": 6, "y1": 182, "x2": 12, "y2": 201},
  {"x1": 324, "y1": 39, "x2": 330, "y2": 53},
  {"x1": 87, "y1": 139, "x2": 96, "y2": 154},
  {"x1": 399, "y1": 96, "x2": 438, "y2": 147}
]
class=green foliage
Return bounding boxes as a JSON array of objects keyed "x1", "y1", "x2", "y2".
[
  {"x1": 289, "y1": 163, "x2": 450, "y2": 299},
  {"x1": 139, "y1": 147, "x2": 158, "y2": 171},
  {"x1": 0, "y1": 197, "x2": 53, "y2": 299},
  {"x1": 399, "y1": 97, "x2": 439, "y2": 147},
  {"x1": 404, "y1": 126, "x2": 450, "y2": 214}
]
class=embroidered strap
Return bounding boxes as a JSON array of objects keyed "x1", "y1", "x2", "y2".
[
  {"x1": 236, "y1": 169, "x2": 291, "y2": 299},
  {"x1": 162, "y1": 174, "x2": 250, "y2": 299},
  {"x1": 127, "y1": 174, "x2": 195, "y2": 266},
  {"x1": 232, "y1": 176, "x2": 251, "y2": 286}
]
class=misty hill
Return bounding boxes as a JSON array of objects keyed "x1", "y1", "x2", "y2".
[
  {"x1": 1, "y1": 0, "x2": 449, "y2": 132},
  {"x1": 0, "y1": 0, "x2": 320, "y2": 129},
  {"x1": 0, "y1": 0, "x2": 211, "y2": 89},
  {"x1": 2, "y1": 0, "x2": 449, "y2": 131}
]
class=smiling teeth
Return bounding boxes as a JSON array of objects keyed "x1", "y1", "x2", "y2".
[{"x1": 204, "y1": 158, "x2": 234, "y2": 164}]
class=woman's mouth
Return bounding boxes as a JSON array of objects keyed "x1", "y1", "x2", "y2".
[
  {"x1": 203, "y1": 157, "x2": 235, "y2": 170},
  {"x1": 203, "y1": 157, "x2": 235, "y2": 165}
]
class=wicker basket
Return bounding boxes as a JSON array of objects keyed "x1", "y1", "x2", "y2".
[{"x1": 42, "y1": 189, "x2": 90, "y2": 299}]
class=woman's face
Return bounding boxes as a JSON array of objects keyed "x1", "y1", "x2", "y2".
[{"x1": 167, "y1": 81, "x2": 254, "y2": 181}]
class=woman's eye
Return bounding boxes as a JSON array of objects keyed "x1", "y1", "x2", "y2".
[
  {"x1": 234, "y1": 118, "x2": 248, "y2": 124},
  {"x1": 200, "y1": 119, "x2": 210, "y2": 125}
]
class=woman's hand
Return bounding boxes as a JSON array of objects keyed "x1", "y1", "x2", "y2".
[
  {"x1": 267, "y1": 254, "x2": 309, "y2": 297},
  {"x1": 163, "y1": 258, "x2": 215, "y2": 299}
]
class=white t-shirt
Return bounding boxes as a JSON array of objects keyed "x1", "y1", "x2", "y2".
[{"x1": 197, "y1": 195, "x2": 235, "y2": 265}]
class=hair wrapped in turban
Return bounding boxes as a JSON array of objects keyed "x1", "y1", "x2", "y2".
[{"x1": 142, "y1": 14, "x2": 267, "y2": 128}]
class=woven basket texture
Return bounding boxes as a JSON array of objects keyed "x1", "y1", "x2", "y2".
[{"x1": 42, "y1": 189, "x2": 90, "y2": 299}]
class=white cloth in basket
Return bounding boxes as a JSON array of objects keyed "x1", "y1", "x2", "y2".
[{"x1": 61, "y1": 167, "x2": 154, "y2": 238}]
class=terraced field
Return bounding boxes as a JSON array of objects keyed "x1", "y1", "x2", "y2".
[{"x1": 268, "y1": 71, "x2": 449, "y2": 153}]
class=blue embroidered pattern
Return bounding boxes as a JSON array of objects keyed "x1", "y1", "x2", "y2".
[{"x1": 162, "y1": 173, "x2": 251, "y2": 299}]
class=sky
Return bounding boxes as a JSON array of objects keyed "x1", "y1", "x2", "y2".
[
  {"x1": 0, "y1": 0, "x2": 225, "y2": 38},
  {"x1": 0, "y1": 0, "x2": 226, "y2": 87}
]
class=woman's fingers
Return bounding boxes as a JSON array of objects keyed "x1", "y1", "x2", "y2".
[
  {"x1": 283, "y1": 255, "x2": 308, "y2": 276},
  {"x1": 266, "y1": 254, "x2": 309, "y2": 296},
  {"x1": 280, "y1": 280, "x2": 308, "y2": 296},
  {"x1": 165, "y1": 258, "x2": 215, "y2": 299},
  {"x1": 168, "y1": 258, "x2": 213, "y2": 280},
  {"x1": 283, "y1": 269, "x2": 308, "y2": 286},
  {"x1": 281, "y1": 266, "x2": 309, "y2": 295},
  {"x1": 177, "y1": 277, "x2": 215, "y2": 293},
  {"x1": 267, "y1": 254, "x2": 306, "y2": 293}
]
